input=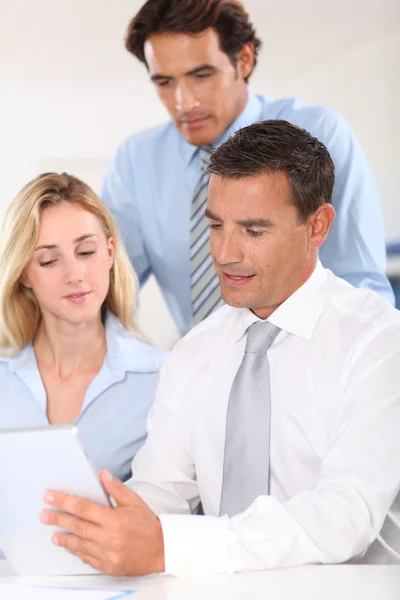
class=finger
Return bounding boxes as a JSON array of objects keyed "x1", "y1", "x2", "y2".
[
  {"x1": 53, "y1": 531, "x2": 103, "y2": 561},
  {"x1": 40, "y1": 509, "x2": 105, "y2": 545},
  {"x1": 99, "y1": 470, "x2": 148, "y2": 509},
  {"x1": 73, "y1": 551, "x2": 103, "y2": 572},
  {"x1": 44, "y1": 491, "x2": 110, "y2": 525},
  {"x1": 72, "y1": 551, "x2": 120, "y2": 577}
]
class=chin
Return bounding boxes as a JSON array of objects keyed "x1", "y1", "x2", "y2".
[
  {"x1": 221, "y1": 291, "x2": 248, "y2": 309},
  {"x1": 60, "y1": 305, "x2": 101, "y2": 325},
  {"x1": 179, "y1": 127, "x2": 217, "y2": 148}
]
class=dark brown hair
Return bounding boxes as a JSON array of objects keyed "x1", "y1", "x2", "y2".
[
  {"x1": 209, "y1": 120, "x2": 335, "y2": 222},
  {"x1": 125, "y1": 0, "x2": 261, "y2": 82}
]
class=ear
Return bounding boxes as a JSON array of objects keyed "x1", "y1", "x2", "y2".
[
  {"x1": 20, "y1": 271, "x2": 32, "y2": 289},
  {"x1": 308, "y1": 204, "x2": 336, "y2": 250},
  {"x1": 107, "y1": 237, "x2": 115, "y2": 270},
  {"x1": 237, "y1": 42, "x2": 255, "y2": 81}
]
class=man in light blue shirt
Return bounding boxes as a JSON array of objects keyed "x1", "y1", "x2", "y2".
[{"x1": 102, "y1": 0, "x2": 393, "y2": 335}]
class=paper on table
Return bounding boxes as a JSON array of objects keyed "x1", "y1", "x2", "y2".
[{"x1": 0, "y1": 584, "x2": 135, "y2": 599}]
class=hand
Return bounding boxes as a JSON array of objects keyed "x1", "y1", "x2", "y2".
[{"x1": 40, "y1": 469, "x2": 165, "y2": 576}]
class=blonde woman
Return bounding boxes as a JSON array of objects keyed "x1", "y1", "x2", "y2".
[{"x1": 0, "y1": 172, "x2": 168, "y2": 482}]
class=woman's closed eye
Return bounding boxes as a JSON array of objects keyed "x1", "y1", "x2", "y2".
[
  {"x1": 39, "y1": 258, "x2": 58, "y2": 267},
  {"x1": 38, "y1": 251, "x2": 59, "y2": 267},
  {"x1": 76, "y1": 242, "x2": 97, "y2": 258},
  {"x1": 77, "y1": 250, "x2": 96, "y2": 257}
]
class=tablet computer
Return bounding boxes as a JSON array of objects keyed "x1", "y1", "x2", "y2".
[{"x1": 0, "y1": 425, "x2": 111, "y2": 576}]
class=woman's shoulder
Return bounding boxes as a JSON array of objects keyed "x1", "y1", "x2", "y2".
[
  {"x1": 0, "y1": 344, "x2": 36, "y2": 386},
  {"x1": 0, "y1": 356, "x2": 11, "y2": 377},
  {"x1": 106, "y1": 314, "x2": 169, "y2": 374}
]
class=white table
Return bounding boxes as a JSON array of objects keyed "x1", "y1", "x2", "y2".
[{"x1": 1, "y1": 561, "x2": 400, "y2": 599}]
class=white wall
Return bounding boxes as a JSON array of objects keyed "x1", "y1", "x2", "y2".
[{"x1": 1, "y1": 0, "x2": 399, "y2": 347}]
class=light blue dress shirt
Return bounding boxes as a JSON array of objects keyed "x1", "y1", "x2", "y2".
[
  {"x1": 102, "y1": 91, "x2": 394, "y2": 335},
  {"x1": 0, "y1": 312, "x2": 168, "y2": 482}
]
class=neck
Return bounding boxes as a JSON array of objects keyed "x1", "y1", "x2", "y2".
[
  {"x1": 253, "y1": 254, "x2": 318, "y2": 321},
  {"x1": 33, "y1": 313, "x2": 106, "y2": 378},
  {"x1": 226, "y1": 87, "x2": 249, "y2": 135},
  {"x1": 236, "y1": 86, "x2": 249, "y2": 119}
]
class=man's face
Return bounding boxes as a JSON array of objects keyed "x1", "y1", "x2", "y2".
[
  {"x1": 144, "y1": 28, "x2": 252, "y2": 146},
  {"x1": 207, "y1": 171, "x2": 325, "y2": 319}
]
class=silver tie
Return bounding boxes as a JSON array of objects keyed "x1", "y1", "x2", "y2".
[
  {"x1": 219, "y1": 320, "x2": 281, "y2": 517},
  {"x1": 190, "y1": 146, "x2": 224, "y2": 324}
]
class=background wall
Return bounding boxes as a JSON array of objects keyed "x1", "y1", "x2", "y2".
[{"x1": 1, "y1": 0, "x2": 399, "y2": 347}]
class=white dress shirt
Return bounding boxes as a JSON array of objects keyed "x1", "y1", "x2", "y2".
[{"x1": 129, "y1": 262, "x2": 400, "y2": 575}]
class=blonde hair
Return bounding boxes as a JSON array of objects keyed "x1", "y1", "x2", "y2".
[{"x1": 0, "y1": 172, "x2": 139, "y2": 355}]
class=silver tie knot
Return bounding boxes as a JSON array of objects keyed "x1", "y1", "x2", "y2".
[{"x1": 245, "y1": 321, "x2": 281, "y2": 354}]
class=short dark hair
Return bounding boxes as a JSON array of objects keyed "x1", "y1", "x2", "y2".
[
  {"x1": 125, "y1": 0, "x2": 261, "y2": 82},
  {"x1": 208, "y1": 120, "x2": 335, "y2": 221}
]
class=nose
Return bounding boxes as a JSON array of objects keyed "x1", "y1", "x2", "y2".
[
  {"x1": 64, "y1": 257, "x2": 83, "y2": 284},
  {"x1": 175, "y1": 80, "x2": 200, "y2": 113},
  {"x1": 212, "y1": 230, "x2": 244, "y2": 267}
]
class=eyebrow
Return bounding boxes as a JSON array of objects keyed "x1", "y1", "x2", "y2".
[
  {"x1": 205, "y1": 209, "x2": 275, "y2": 229},
  {"x1": 237, "y1": 218, "x2": 275, "y2": 228},
  {"x1": 34, "y1": 234, "x2": 97, "y2": 251},
  {"x1": 150, "y1": 64, "x2": 217, "y2": 82}
]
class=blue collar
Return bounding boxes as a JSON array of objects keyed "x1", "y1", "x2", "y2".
[
  {"x1": 4, "y1": 312, "x2": 166, "y2": 414},
  {"x1": 6, "y1": 312, "x2": 162, "y2": 376}
]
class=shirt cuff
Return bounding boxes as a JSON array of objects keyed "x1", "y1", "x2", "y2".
[{"x1": 159, "y1": 513, "x2": 233, "y2": 575}]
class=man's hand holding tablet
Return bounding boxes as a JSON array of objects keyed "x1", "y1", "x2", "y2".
[{"x1": 40, "y1": 469, "x2": 165, "y2": 577}]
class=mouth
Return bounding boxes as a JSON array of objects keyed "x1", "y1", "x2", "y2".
[
  {"x1": 64, "y1": 291, "x2": 91, "y2": 304},
  {"x1": 180, "y1": 116, "x2": 210, "y2": 130},
  {"x1": 222, "y1": 273, "x2": 255, "y2": 287}
]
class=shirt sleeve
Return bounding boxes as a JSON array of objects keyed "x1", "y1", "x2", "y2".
[
  {"x1": 130, "y1": 328, "x2": 400, "y2": 575},
  {"x1": 101, "y1": 139, "x2": 152, "y2": 286},
  {"x1": 307, "y1": 110, "x2": 394, "y2": 305},
  {"x1": 127, "y1": 352, "x2": 201, "y2": 516}
]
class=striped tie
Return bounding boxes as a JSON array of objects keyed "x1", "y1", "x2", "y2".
[{"x1": 190, "y1": 146, "x2": 224, "y2": 325}]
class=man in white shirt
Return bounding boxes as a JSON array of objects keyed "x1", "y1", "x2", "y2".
[{"x1": 41, "y1": 120, "x2": 400, "y2": 577}]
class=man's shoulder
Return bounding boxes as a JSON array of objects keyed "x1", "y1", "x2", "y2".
[
  {"x1": 258, "y1": 94, "x2": 349, "y2": 141},
  {"x1": 117, "y1": 120, "x2": 180, "y2": 155},
  {"x1": 325, "y1": 269, "x2": 400, "y2": 332}
]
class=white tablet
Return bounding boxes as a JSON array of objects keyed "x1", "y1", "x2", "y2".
[{"x1": 0, "y1": 425, "x2": 111, "y2": 576}]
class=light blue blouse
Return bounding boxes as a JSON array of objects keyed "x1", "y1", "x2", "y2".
[{"x1": 0, "y1": 312, "x2": 168, "y2": 482}]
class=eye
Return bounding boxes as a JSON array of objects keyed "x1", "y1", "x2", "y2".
[
  {"x1": 247, "y1": 229, "x2": 264, "y2": 237},
  {"x1": 76, "y1": 241, "x2": 97, "y2": 257},
  {"x1": 209, "y1": 223, "x2": 222, "y2": 230},
  {"x1": 156, "y1": 79, "x2": 171, "y2": 88},
  {"x1": 39, "y1": 259, "x2": 57, "y2": 267}
]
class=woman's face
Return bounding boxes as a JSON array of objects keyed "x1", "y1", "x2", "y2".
[{"x1": 23, "y1": 202, "x2": 114, "y2": 326}]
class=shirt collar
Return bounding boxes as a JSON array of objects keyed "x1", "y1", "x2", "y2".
[
  {"x1": 2, "y1": 312, "x2": 166, "y2": 416},
  {"x1": 6, "y1": 311, "x2": 165, "y2": 378},
  {"x1": 232, "y1": 261, "x2": 329, "y2": 343},
  {"x1": 105, "y1": 312, "x2": 167, "y2": 376},
  {"x1": 180, "y1": 90, "x2": 263, "y2": 167}
]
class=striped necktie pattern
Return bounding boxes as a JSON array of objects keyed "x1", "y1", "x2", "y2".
[{"x1": 190, "y1": 146, "x2": 224, "y2": 325}]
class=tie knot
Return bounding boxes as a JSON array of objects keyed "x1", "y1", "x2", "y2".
[
  {"x1": 245, "y1": 321, "x2": 280, "y2": 354},
  {"x1": 200, "y1": 145, "x2": 214, "y2": 174}
]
